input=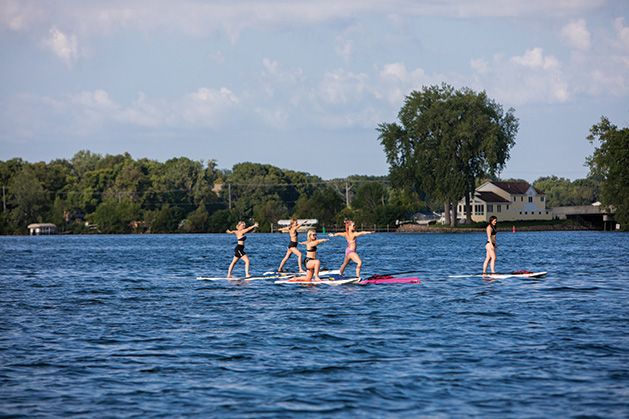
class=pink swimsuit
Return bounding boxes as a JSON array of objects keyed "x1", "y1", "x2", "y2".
[{"x1": 345, "y1": 239, "x2": 356, "y2": 256}]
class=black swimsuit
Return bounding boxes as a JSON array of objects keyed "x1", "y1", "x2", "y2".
[
  {"x1": 303, "y1": 245, "x2": 317, "y2": 269},
  {"x1": 235, "y1": 235, "x2": 246, "y2": 258},
  {"x1": 288, "y1": 232, "x2": 298, "y2": 248},
  {"x1": 487, "y1": 225, "x2": 496, "y2": 246}
]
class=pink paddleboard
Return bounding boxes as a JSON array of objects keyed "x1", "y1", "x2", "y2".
[{"x1": 359, "y1": 277, "x2": 420, "y2": 284}]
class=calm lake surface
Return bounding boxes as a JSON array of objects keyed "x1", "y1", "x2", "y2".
[{"x1": 1, "y1": 231, "x2": 628, "y2": 418}]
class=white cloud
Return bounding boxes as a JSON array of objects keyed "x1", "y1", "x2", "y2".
[
  {"x1": 1, "y1": 0, "x2": 608, "y2": 39},
  {"x1": 469, "y1": 48, "x2": 570, "y2": 105},
  {"x1": 176, "y1": 87, "x2": 240, "y2": 127},
  {"x1": 613, "y1": 17, "x2": 629, "y2": 50},
  {"x1": 43, "y1": 26, "x2": 78, "y2": 67},
  {"x1": 335, "y1": 36, "x2": 354, "y2": 64},
  {"x1": 560, "y1": 19, "x2": 591, "y2": 51},
  {"x1": 317, "y1": 69, "x2": 369, "y2": 105}
]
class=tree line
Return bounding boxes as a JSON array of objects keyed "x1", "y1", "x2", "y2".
[
  {"x1": 2, "y1": 83, "x2": 625, "y2": 234},
  {"x1": 0, "y1": 150, "x2": 605, "y2": 235},
  {"x1": 0, "y1": 151, "x2": 431, "y2": 234}
]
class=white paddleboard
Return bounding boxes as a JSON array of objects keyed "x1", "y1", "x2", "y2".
[
  {"x1": 197, "y1": 273, "x2": 295, "y2": 281},
  {"x1": 263, "y1": 269, "x2": 341, "y2": 276},
  {"x1": 449, "y1": 271, "x2": 547, "y2": 279},
  {"x1": 274, "y1": 277, "x2": 361, "y2": 285}
]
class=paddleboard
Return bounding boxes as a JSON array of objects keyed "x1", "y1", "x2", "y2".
[
  {"x1": 263, "y1": 269, "x2": 341, "y2": 276},
  {"x1": 274, "y1": 277, "x2": 360, "y2": 285},
  {"x1": 449, "y1": 271, "x2": 547, "y2": 279},
  {"x1": 197, "y1": 272, "x2": 295, "y2": 281},
  {"x1": 359, "y1": 277, "x2": 421, "y2": 284}
]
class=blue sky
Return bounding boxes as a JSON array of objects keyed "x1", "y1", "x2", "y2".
[{"x1": 1, "y1": 0, "x2": 628, "y2": 182}]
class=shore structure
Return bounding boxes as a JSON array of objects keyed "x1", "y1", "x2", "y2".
[
  {"x1": 28, "y1": 223, "x2": 57, "y2": 235},
  {"x1": 457, "y1": 181, "x2": 552, "y2": 223}
]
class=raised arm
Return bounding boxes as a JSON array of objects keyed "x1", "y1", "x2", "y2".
[
  {"x1": 329, "y1": 232, "x2": 347, "y2": 239},
  {"x1": 243, "y1": 223, "x2": 259, "y2": 234}
]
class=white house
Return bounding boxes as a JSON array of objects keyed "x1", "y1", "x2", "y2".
[
  {"x1": 28, "y1": 223, "x2": 57, "y2": 235},
  {"x1": 457, "y1": 181, "x2": 551, "y2": 223}
]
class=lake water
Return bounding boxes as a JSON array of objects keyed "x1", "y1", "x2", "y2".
[{"x1": 1, "y1": 231, "x2": 628, "y2": 418}]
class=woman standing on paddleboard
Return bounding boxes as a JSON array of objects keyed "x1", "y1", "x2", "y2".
[
  {"x1": 294, "y1": 229, "x2": 329, "y2": 281},
  {"x1": 226, "y1": 221, "x2": 258, "y2": 278},
  {"x1": 483, "y1": 216, "x2": 498, "y2": 274},
  {"x1": 330, "y1": 220, "x2": 374, "y2": 278},
  {"x1": 277, "y1": 219, "x2": 307, "y2": 273}
]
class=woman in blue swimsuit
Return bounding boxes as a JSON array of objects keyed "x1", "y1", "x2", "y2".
[{"x1": 226, "y1": 221, "x2": 259, "y2": 278}]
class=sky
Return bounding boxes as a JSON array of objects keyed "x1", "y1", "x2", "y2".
[{"x1": 1, "y1": 0, "x2": 628, "y2": 182}]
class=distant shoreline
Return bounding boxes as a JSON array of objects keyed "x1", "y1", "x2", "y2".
[{"x1": 396, "y1": 223, "x2": 590, "y2": 233}]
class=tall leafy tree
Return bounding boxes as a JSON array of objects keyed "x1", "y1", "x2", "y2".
[
  {"x1": 8, "y1": 166, "x2": 47, "y2": 229},
  {"x1": 378, "y1": 83, "x2": 518, "y2": 225},
  {"x1": 586, "y1": 116, "x2": 629, "y2": 230}
]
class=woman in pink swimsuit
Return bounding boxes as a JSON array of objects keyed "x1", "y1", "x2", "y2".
[{"x1": 329, "y1": 220, "x2": 374, "y2": 278}]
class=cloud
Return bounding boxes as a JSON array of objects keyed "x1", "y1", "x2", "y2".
[
  {"x1": 317, "y1": 69, "x2": 369, "y2": 105},
  {"x1": 42, "y1": 26, "x2": 78, "y2": 67},
  {"x1": 560, "y1": 19, "x2": 591, "y2": 50},
  {"x1": 613, "y1": 17, "x2": 629, "y2": 50},
  {"x1": 1, "y1": 0, "x2": 608, "y2": 39},
  {"x1": 335, "y1": 36, "x2": 354, "y2": 64},
  {"x1": 470, "y1": 48, "x2": 570, "y2": 105},
  {"x1": 176, "y1": 87, "x2": 240, "y2": 127},
  {"x1": 2, "y1": 87, "x2": 241, "y2": 139}
]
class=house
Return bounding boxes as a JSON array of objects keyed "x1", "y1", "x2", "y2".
[{"x1": 457, "y1": 181, "x2": 552, "y2": 223}]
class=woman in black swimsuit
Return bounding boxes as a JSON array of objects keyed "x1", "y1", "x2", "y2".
[
  {"x1": 483, "y1": 216, "x2": 498, "y2": 274},
  {"x1": 295, "y1": 229, "x2": 329, "y2": 281},
  {"x1": 226, "y1": 221, "x2": 259, "y2": 278},
  {"x1": 277, "y1": 219, "x2": 307, "y2": 273}
]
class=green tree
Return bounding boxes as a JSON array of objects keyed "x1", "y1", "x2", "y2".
[
  {"x1": 378, "y1": 83, "x2": 518, "y2": 226},
  {"x1": 586, "y1": 116, "x2": 629, "y2": 230},
  {"x1": 292, "y1": 187, "x2": 345, "y2": 228},
  {"x1": 8, "y1": 166, "x2": 47, "y2": 230},
  {"x1": 533, "y1": 176, "x2": 601, "y2": 207},
  {"x1": 183, "y1": 205, "x2": 210, "y2": 233},
  {"x1": 86, "y1": 197, "x2": 141, "y2": 234}
]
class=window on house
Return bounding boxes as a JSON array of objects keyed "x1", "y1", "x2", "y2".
[
  {"x1": 487, "y1": 204, "x2": 493, "y2": 212},
  {"x1": 474, "y1": 205, "x2": 484, "y2": 215},
  {"x1": 497, "y1": 205, "x2": 501, "y2": 213},
  {"x1": 528, "y1": 197, "x2": 533, "y2": 203},
  {"x1": 541, "y1": 197, "x2": 545, "y2": 202}
]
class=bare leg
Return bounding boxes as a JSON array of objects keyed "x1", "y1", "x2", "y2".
[
  {"x1": 339, "y1": 255, "x2": 351, "y2": 276},
  {"x1": 483, "y1": 244, "x2": 496, "y2": 274},
  {"x1": 349, "y1": 253, "x2": 363, "y2": 278},
  {"x1": 228, "y1": 256, "x2": 240, "y2": 277},
  {"x1": 278, "y1": 249, "x2": 291, "y2": 271},
  {"x1": 312, "y1": 259, "x2": 322, "y2": 280},
  {"x1": 291, "y1": 248, "x2": 304, "y2": 273},
  {"x1": 242, "y1": 254, "x2": 251, "y2": 277},
  {"x1": 490, "y1": 251, "x2": 496, "y2": 274}
]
